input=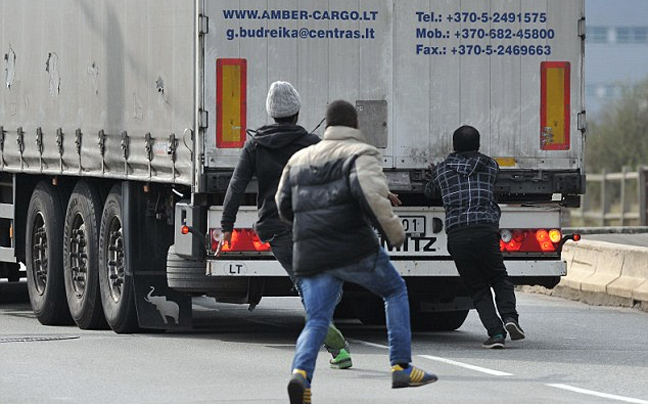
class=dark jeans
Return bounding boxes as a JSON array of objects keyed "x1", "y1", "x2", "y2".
[
  {"x1": 447, "y1": 225, "x2": 518, "y2": 337},
  {"x1": 266, "y1": 230, "x2": 296, "y2": 283}
]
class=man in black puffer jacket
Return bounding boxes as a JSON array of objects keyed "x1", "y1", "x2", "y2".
[
  {"x1": 220, "y1": 82, "x2": 352, "y2": 369},
  {"x1": 277, "y1": 100, "x2": 437, "y2": 404}
]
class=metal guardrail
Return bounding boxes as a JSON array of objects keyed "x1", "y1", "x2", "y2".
[
  {"x1": 564, "y1": 226, "x2": 648, "y2": 234},
  {"x1": 571, "y1": 165, "x2": 648, "y2": 227}
]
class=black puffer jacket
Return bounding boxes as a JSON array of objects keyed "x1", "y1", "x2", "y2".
[
  {"x1": 221, "y1": 123, "x2": 320, "y2": 241},
  {"x1": 276, "y1": 126, "x2": 405, "y2": 276}
]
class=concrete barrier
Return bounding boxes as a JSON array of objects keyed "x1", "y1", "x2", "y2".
[
  {"x1": 607, "y1": 247, "x2": 648, "y2": 299},
  {"x1": 559, "y1": 240, "x2": 598, "y2": 291},
  {"x1": 634, "y1": 280, "x2": 648, "y2": 302},
  {"x1": 551, "y1": 239, "x2": 648, "y2": 311},
  {"x1": 579, "y1": 241, "x2": 623, "y2": 294}
]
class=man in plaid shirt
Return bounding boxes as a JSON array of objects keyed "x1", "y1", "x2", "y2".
[{"x1": 424, "y1": 125, "x2": 525, "y2": 349}]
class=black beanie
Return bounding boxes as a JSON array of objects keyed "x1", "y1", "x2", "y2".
[{"x1": 453, "y1": 125, "x2": 480, "y2": 152}]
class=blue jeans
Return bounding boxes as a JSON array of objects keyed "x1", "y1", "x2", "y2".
[
  {"x1": 268, "y1": 231, "x2": 347, "y2": 351},
  {"x1": 292, "y1": 248, "x2": 412, "y2": 380}
]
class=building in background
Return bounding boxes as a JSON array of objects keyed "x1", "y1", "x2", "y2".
[{"x1": 585, "y1": 0, "x2": 648, "y2": 118}]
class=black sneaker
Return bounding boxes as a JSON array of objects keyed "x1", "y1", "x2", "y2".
[
  {"x1": 504, "y1": 319, "x2": 525, "y2": 340},
  {"x1": 482, "y1": 334, "x2": 505, "y2": 349}
]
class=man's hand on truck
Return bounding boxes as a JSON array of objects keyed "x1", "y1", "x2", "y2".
[
  {"x1": 388, "y1": 192, "x2": 402, "y2": 207},
  {"x1": 216, "y1": 231, "x2": 232, "y2": 257}
]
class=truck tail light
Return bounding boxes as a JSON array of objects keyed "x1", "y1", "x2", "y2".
[
  {"x1": 209, "y1": 228, "x2": 271, "y2": 254},
  {"x1": 499, "y1": 228, "x2": 562, "y2": 253}
]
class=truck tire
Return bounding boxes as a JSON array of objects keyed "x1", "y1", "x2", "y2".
[
  {"x1": 354, "y1": 295, "x2": 386, "y2": 326},
  {"x1": 98, "y1": 184, "x2": 139, "y2": 333},
  {"x1": 410, "y1": 310, "x2": 469, "y2": 332},
  {"x1": 63, "y1": 180, "x2": 107, "y2": 329},
  {"x1": 166, "y1": 244, "x2": 210, "y2": 291},
  {"x1": 25, "y1": 181, "x2": 73, "y2": 325}
]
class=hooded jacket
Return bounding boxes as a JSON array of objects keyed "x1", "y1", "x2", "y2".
[
  {"x1": 221, "y1": 123, "x2": 320, "y2": 241},
  {"x1": 425, "y1": 151, "x2": 501, "y2": 232},
  {"x1": 275, "y1": 125, "x2": 405, "y2": 276}
]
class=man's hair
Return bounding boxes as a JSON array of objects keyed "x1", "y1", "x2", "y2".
[
  {"x1": 325, "y1": 100, "x2": 358, "y2": 129},
  {"x1": 453, "y1": 125, "x2": 480, "y2": 152}
]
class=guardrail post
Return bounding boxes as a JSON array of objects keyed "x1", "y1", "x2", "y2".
[
  {"x1": 640, "y1": 165, "x2": 647, "y2": 226},
  {"x1": 601, "y1": 168, "x2": 608, "y2": 226},
  {"x1": 620, "y1": 166, "x2": 627, "y2": 226}
]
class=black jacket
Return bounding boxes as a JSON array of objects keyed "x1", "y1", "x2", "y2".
[
  {"x1": 424, "y1": 151, "x2": 501, "y2": 232},
  {"x1": 221, "y1": 123, "x2": 320, "y2": 241},
  {"x1": 276, "y1": 126, "x2": 405, "y2": 275}
]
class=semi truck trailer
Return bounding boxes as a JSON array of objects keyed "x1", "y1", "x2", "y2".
[{"x1": 0, "y1": 0, "x2": 584, "y2": 332}]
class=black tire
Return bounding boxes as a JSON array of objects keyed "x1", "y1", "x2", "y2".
[
  {"x1": 354, "y1": 295, "x2": 386, "y2": 326},
  {"x1": 63, "y1": 180, "x2": 108, "y2": 329},
  {"x1": 25, "y1": 181, "x2": 73, "y2": 325},
  {"x1": 411, "y1": 310, "x2": 469, "y2": 332},
  {"x1": 333, "y1": 296, "x2": 357, "y2": 320},
  {"x1": 166, "y1": 244, "x2": 211, "y2": 292},
  {"x1": 98, "y1": 184, "x2": 139, "y2": 333}
]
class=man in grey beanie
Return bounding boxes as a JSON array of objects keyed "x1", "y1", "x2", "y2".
[{"x1": 220, "y1": 81, "x2": 353, "y2": 369}]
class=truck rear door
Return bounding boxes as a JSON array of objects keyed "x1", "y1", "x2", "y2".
[{"x1": 201, "y1": 0, "x2": 583, "y2": 173}]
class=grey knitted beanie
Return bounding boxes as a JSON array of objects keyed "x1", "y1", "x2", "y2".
[{"x1": 266, "y1": 81, "x2": 302, "y2": 118}]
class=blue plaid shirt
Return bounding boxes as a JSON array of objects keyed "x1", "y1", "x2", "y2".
[{"x1": 425, "y1": 151, "x2": 501, "y2": 231}]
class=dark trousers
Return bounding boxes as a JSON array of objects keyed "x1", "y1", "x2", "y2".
[{"x1": 447, "y1": 225, "x2": 518, "y2": 337}]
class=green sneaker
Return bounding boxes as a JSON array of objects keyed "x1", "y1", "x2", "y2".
[{"x1": 329, "y1": 348, "x2": 353, "y2": 369}]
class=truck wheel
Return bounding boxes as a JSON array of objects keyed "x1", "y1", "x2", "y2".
[
  {"x1": 354, "y1": 295, "x2": 386, "y2": 326},
  {"x1": 166, "y1": 244, "x2": 210, "y2": 291},
  {"x1": 25, "y1": 181, "x2": 73, "y2": 325},
  {"x1": 410, "y1": 310, "x2": 469, "y2": 332},
  {"x1": 63, "y1": 181, "x2": 107, "y2": 329},
  {"x1": 333, "y1": 296, "x2": 357, "y2": 320},
  {"x1": 98, "y1": 184, "x2": 139, "y2": 333}
]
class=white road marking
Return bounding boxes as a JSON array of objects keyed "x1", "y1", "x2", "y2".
[
  {"x1": 350, "y1": 339, "x2": 512, "y2": 376},
  {"x1": 547, "y1": 384, "x2": 648, "y2": 404},
  {"x1": 419, "y1": 355, "x2": 513, "y2": 376},
  {"x1": 349, "y1": 338, "x2": 390, "y2": 350},
  {"x1": 351, "y1": 338, "x2": 648, "y2": 403}
]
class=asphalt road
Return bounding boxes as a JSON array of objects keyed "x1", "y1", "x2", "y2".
[
  {"x1": 581, "y1": 232, "x2": 648, "y2": 248},
  {"x1": 1, "y1": 281, "x2": 647, "y2": 404}
]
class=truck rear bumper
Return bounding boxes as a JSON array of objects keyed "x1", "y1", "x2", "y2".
[{"x1": 206, "y1": 258, "x2": 566, "y2": 277}]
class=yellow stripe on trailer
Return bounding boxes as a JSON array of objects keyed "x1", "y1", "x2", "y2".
[
  {"x1": 216, "y1": 58, "x2": 247, "y2": 148},
  {"x1": 540, "y1": 61, "x2": 570, "y2": 150}
]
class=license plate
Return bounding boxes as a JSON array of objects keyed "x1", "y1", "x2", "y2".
[{"x1": 400, "y1": 216, "x2": 425, "y2": 236}]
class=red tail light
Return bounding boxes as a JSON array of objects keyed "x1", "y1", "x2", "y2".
[
  {"x1": 499, "y1": 228, "x2": 562, "y2": 253},
  {"x1": 209, "y1": 228, "x2": 271, "y2": 254}
]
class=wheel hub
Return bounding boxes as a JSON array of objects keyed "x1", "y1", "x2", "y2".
[
  {"x1": 69, "y1": 215, "x2": 88, "y2": 298},
  {"x1": 31, "y1": 213, "x2": 48, "y2": 295},
  {"x1": 106, "y1": 218, "x2": 124, "y2": 303}
]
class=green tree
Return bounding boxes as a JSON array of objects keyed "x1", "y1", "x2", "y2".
[{"x1": 586, "y1": 77, "x2": 648, "y2": 172}]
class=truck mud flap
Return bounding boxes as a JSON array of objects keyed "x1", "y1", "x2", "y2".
[
  {"x1": 122, "y1": 182, "x2": 192, "y2": 331},
  {"x1": 133, "y1": 272, "x2": 193, "y2": 330}
]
